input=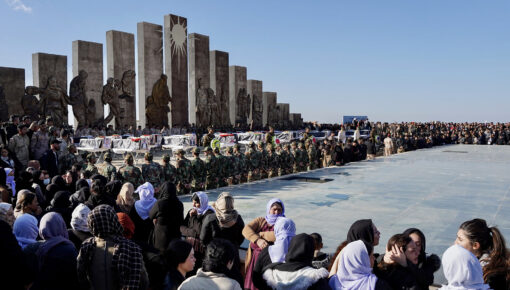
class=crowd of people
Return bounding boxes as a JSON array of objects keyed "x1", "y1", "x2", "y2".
[
  {"x1": 1, "y1": 114, "x2": 510, "y2": 289},
  {"x1": 2, "y1": 188, "x2": 510, "y2": 289}
]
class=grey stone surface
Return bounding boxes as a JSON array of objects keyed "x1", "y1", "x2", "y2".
[
  {"x1": 32, "y1": 53, "x2": 68, "y2": 125},
  {"x1": 290, "y1": 113, "x2": 303, "y2": 127},
  {"x1": 229, "y1": 66, "x2": 247, "y2": 126},
  {"x1": 0, "y1": 66, "x2": 25, "y2": 120},
  {"x1": 282, "y1": 103, "x2": 290, "y2": 127},
  {"x1": 188, "y1": 33, "x2": 210, "y2": 127},
  {"x1": 275, "y1": 103, "x2": 284, "y2": 127},
  {"x1": 210, "y1": 50, "x2": 229, "y2": 127},
  {"x1": 137, "y1": 22, "x2": 164, "y2": 128},
  {"x1": 164, "y1": 14, "x2": 188, "y2": 127},
  {"x1": 72, "y1": 40, "x2": 104, "y2": 126},
  {"x1": 262, "y1": 92, "x2": 276, "y2": 127},
  {"x1": 247, "y1": 80, "x2": 263, "y2": 128},
  {"x1": 106, "y1": 30, "x2": 136, "y2": 129}
]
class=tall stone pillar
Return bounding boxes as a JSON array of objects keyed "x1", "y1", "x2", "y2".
[
  {"x1": 275, "y1": 103, "x2": 284, "y2": 127},
  {"x1": 210, "y1": 50, "x2": 229, "y2": 127},
  {"x1": 262, "y1": 92, "x2": 276, "y2": 127},
  {"x1": 164, "y1": 14, "x2": 188, "y2": 127},
  {"x1": 106, "y1": 30, "x2": 136, "y2": 129},
  {"x1": 137, "y1": 22, "x2": 163, "y2": 128},
  {"x1": 247, "y1": 80, "x2": 263, "y2": 129},
  {"x1": 32, "y1": 53, "x2": 68, "y2": 125},
  {"x1": 188, "y1": 33, "x2": 210, "y2": 127},
  {"x1": 282, "y1": 103, "x2": 290, "y2": 128},
  {"x1": 72, "y1": 40, "x2": 104, "y2": 126},
  {"x1": 0, "y1": 67, "x2": 25, "y2": 121},
  {"x1": 228, "y1": 66, "x2": 247, "y2": 126}
]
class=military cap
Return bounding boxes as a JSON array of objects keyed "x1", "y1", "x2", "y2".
[
  {"x1": 86, "y1": 153, "x2": 96, "y2": 161},
  {"x1": 162, "y1": 153, "x2": 171, "y2": 161},
  {"x1": 176, "y1": 149, "x2": 185, "y2": 155},
  {"x1": 104, "y1": 152, "x2": 112, "y2": 161},
  {"x1": 226, "y1": 147, "x2": 233, "y2": 154},
  {"x1": 213, "y1": 147, "x2": 220, "y2": 153},
  {"x1": 192, "y1": 147, "x2": 201, "y2": 154},
  {"x1": 204, "y1": 146, "x2": 212, "y2": 152},
  {"x1": 144, "y1": 152, "x2": 153, "y2": 160},
  {"x1": 124, "y1": 153, "x2": 134, "y2": 162},
  {"x1": 233, "y1": 144, "x2": 240, "y2": 150}
]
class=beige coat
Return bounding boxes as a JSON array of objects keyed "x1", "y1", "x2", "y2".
[
  {"x1": 179, "y1": 269, "x2": 242, "y2": 290},
  {"x1": 242, "y1": 216, "x2": 276, "y2": 271},
  {"x1": 8, "y1": 134, "x2": 30, "y2": 166}
]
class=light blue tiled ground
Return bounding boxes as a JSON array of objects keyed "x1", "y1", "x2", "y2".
[{"x1": 180, "y1": 144, "x2": 510, "y2": 283}]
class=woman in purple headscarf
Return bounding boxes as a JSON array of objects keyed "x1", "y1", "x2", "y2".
[
  {"x1": 24, "y1": 212, "x2": 79, "y2": 289},
  {"x1": 242, "y1": 198, "x2": 285, "y2": 290}
]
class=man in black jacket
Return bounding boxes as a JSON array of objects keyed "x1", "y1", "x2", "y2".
[{"x1": 40, "y1": 139, "x2": 61, "y2": 177}]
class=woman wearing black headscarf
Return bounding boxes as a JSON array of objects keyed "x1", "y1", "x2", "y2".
[
  {"x1": 260, "y1": 233, "x2": 330, "y2": 290},
  {"x1": 149, "y1": 182, "x2": 184, "y2": 253},
  {"x1": 402, "y1": 228, "x2": 441, "y2": 289},
  {"x1": 69, "y1": 179, "x2": 91, "y2": 209},
  {"x1": 105, "y1": 180, "x2": 122, "y2": 200},
  {"x1": 163, "y1": 239, "x2": 195, "y2": 290},
  {"x1": 46, "y1": 191, "x2": 73, "y2": 227}
]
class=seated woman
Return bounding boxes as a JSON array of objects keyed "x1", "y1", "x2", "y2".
[
  {"x1": 329, "y1": 240, "x2": 391, "y2": 290},
  {"x1": 329, "y1": 219, "x2": 381, "y2": 276},
  {"x1": 376, "y1": 234, "x2": 426, "y2": 289},
  {"x1": 68, "y1": 203, "x2": 93, "y2": 249},
  {"x1": 455, "y1": 218, "x2": 510, "y2": 289},
  {"x1": 163, "y1": 239, "x2": 196, "y2": 290},
  {"x1": 402, "y1": 228, "x2": 441, "y2": 288},
  {"x1": 14, "y1": 190, "x2": 41, "y2": 218},
  {"x1": 253, "y1": 217, "x2": 296, "y2": 289},
  {"x1": 129, "y1": 182, "x2": 157, "y2": 244},
  {"x1": 242, "y1": 198, "x2": 285, "y2": 290},
  {"x1": 180, "y1": 191, "x2": 215, "y2": 272},
  {"x1": 261, "y1": 233, "x2": 330, "y2": 290},
  {"x1": 441, "y1": 244, "x2": 490, "y2": 289},
  {"x1": 13, "y1": 213, "x2": 39, "y2": 249}
]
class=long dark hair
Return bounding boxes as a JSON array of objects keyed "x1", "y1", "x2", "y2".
[{"x1": 460, "y1": 218, "x2": 510, "y2": 282}]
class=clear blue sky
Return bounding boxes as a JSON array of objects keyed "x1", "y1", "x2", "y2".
[{"x1": 1, "y1": 0, "x2": 509, "y2": 123}]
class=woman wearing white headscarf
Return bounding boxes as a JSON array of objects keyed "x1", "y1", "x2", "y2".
[
  {"x1": 13, "y1": 213, "x2": 39, "y2": 249},
  {"x1": 441, "y1": 245, "x2": 490, "y2": 290},
  {"x1": 0, "y1": 202, "x2": 14, "y2": 227},
  {"x1": 329, "y1": 240, "x2": 391, "y2": 290},
  {"x1": 129, "y1": 182, "x2": 156, "y2": 243},
  {"x1": 68, "y1": 203, "x2": 93, "y2": 249}
]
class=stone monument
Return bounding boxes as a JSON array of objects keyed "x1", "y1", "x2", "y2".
[
  {"x1": 210, "y1": 50, "x2": 229, "y2": 127},
  {"x1": 69, "y1": 70, "x2": 89, "y2": 127},
  {"x1": 164, "y1": 14, "x2": 188, "y2": 127},
  {"x1": 21, "y1": 86, "x2": 41, "y2": 120},
  {"x1": 101, "y1": 78, "x2": 122, "y2": 128},
  {"x1": 247, "y1": 80, "x2": 263, "y2": 128},
  {"x1": 263, "y1": 92, "x2": 277, "y2": 127},
  {"x1": 0, "y1": 66, "x2": 25, "y2": 120},
  {"x1": 228, "y1": 66, "x2": 247, "y2": 126},
  {"x1": 188, "y1": 33, "x2": 210, "y2": 127},
  {"x1": 146, "y1": 74, "x2": 172, "y2": 128},
  {"x1": 106, "y1": 30, "x2": 136, "y2": 129},
  {"x1": 72, "y1": 40, "x2": 104, "y2": 127},
  {"x1": 137, "y1": 22, "x2": 163, "y2": 128}
]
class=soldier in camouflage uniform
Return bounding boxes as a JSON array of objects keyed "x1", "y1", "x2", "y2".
[
  {"x1": 99, "y1": 152, "x2": 117, "y2": 182},
  {"x1": 298, "y1": 142, "x2": 309, "y2": 172},
  {"x1": 257, "y1": 142, "x2": 268, "y2": 179},
  {"x1": 265, "y1": 126, "x2": 275, "y2": 145},
  {"x1": 59, "y1": 144, "x2": 83, "y2": 173},
  {"x1": 204, "y1": 147, "x2": 218, "y2": 190},
  {"x1": 141, "y1": 152, "x2": 164, "y2": 191},
  {"x1": 118, "y1": 154, "x2": 144, "y2": 189},
  {"x1": 282, "y1": 144, "x2": 294, "y2": 175},
  {"x1": 161, "y1": 154, "x2": 177, "y2": 184},
  {"x1": 306, "y1": 139, "x2": 318, "y2": 171},
  {"x1": 233, "y1": 144, "x2": 247, "y2": 184},
  {"x1": 224, "y1": 147, "x2": 236, "y2": 186},
  {"x1": 290, "y1": 142, "x2": 300, "y2": 173},
  {"x1": 213, "y1": 147, "x2": 228, "y2": 187},
  {"x1": 175, "y1": 149, "x2": 192, "y2": 195},
  {"x1": 247, "y1": 147, "x2": 261, "y2": 182},
  {"x1": 266, "y1": 144, "x2": 279, "y2": 178},
  {"x1": 84, "y1": 154, "x2": 99, "y2": 176},
  {"x1": 190, "y1": 147, "x2": 206, "y2": 192},
  {"x1": 201, "y1": 127, "x2": 215, "y2": 147}
]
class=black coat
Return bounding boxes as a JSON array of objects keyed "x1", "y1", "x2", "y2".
[
  {"x1": 200, "y1": 214, "x2": 245, "y2": 247},
  {"x1": 376, "y1": 261, "x2": 427, "y2": 290},
  {"x1": 0, "y1": 220, "x2": 33, "y2": 290},
  {"x1": 149, "y1": 196, "x2": 184, "y2": 253},
  {"x1": 40, "y1": 149, "x2": 60, "y2": 177},
  {"x1": 129, "y1": 206, "x2": 155, "y2": 245}
]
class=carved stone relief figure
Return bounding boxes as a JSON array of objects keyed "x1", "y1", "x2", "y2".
[
  {"x1": 102, "y1": 78, "x2": 121, "y2": 128},
  {"x1": 0, "y1": 85, "x2": 8, "y2": 122},
  {"x1": 251, "y1": 93, "x2": 262, "y2": 126},
  {"x1": 119, "y1": 70, "x2": 136, "y2": 100},
  {"x1": 236, "y1": 88, "x2": 248, "y2": 125},
  {"x1": 21, "y1": 86, "x2": 41, "y2": 120},
  {"x1": 150, "y1": 74, "x2": 172, "y2": 127},
  {"x1": 69, "y1": 70, "x2": 89, "y2": 127},
  {"x1": 39, "y1": 76, "x2": 70, "y2": 126}
]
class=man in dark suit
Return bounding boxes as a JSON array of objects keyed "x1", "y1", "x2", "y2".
[{"x1": 40, "y1": 139, "x2": 61, "y2": 178}]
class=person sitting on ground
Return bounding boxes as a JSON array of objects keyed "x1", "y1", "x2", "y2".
[
  {"x1": 179, "y1": 238, "x2": 242, "y2": 290},
  {"x1": 77, "y1": 204, "x2": 148, "y2": 289},
  {"x1": 14, "y1": 190, "x2": 41, "y2": 218},
  {"x1": 0, "y1": 201, "x2": 14, "y2": 227},
  {"x1": 163, "y1": 239, "x2": 196, "y2": 290},
  {"x1": 45, "y1": 190, "x2": 72, "y2": 227},
  {"x1": 376, "y1": 233, "x2": 425, "y2": 289},
  {"x1": 116, "y1": 182, "x2": 135, "y2": 214},
  {"x1": 455, "y1": 218, "x2": 510, "y2": 289},
  {"x1": 129, "y1": 182, "x2": 157, "y2": 244},
  {"x1": 202, "y1": 192, "x2": 245, "y2": 247},
  {"x1": 310, "y1": 232, "x2": 332, "y2": 269},
  {"x1": 181, "y1": 191, "x2": 216, "y2": 271},
  {"x1": 67, "y1": 203, "x2": 93, "y2": 249},
  {"x1": 253, "y1": 217, "x2": 296, "y2": 289},
  {"x1": 13, "y1": 212, "x2": 39, "y2": 249},
  {"x1": 242, "y1": 198, "x2": 284, "y2": 290},
  {"x1": 402, "y1": 228, "x2": 441, "y2": 288},
  {"x1": 441, "y1": 245, "x2": 490, "y2": 290},
  {"x1": 328, "y1": 240, "x2": 391, "y2": 290},
  {"x1": 261, "y1": 233, "x2": 330, "y2": 290}
]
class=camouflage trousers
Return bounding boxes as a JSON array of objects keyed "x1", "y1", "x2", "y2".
[
  {"x1": 267, "y1": 168, "x2": 278, "y2": 178},
  {"x1": 247, "y1": 170, "x2": 260, "y2": 182},
  {"x1": 205, "y1": 176, "x2": 218, "y2": 190},
  {"x1": 191, "y1": 180, "x2": 205, "y2": 192}
]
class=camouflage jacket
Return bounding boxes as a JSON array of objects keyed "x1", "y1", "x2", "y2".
[
  {"x1": 191, "y1": 157, "x2": 206, "y2": 183},
  {"x1": 266, "y1": 152, "x2": 280, "y2": 170},
  {"x1": 99, "y1": 162, "x2": 117, "y2": 182},
  {"x1": 205, "y1": 155, "x2": 218, "y2": 179},
  {"x1": 235, "y1": 153, "x2": 247, "y2": 175},
  {"x1": 142, "y1": 161, "x2": 164, "y2": 188},
  {"x1": 215, "y1": 154, "x2": 228, "y2": 178},
  {"x1": 176, "y1": 158, "x2": 192, "y2": 184},
  {"x1": 118, "y1": 165, "x2": 144, "y2": 188},
  {"x1": 84, "y1": 163, "x2": 99, "y2": 176},
  {"x1": 59, "y1": 153, "x2": 82, "y2": 173},
  {"x1": 161, "y1": 162, "x2": 177, "y2": 183}
]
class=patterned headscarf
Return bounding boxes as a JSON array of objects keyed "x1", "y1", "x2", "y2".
[
  {"x1": 78, "y1": 205, "x2": 143, "y2": 289},
  {"x1": 265, "y1": 198, "x2": 285, "y2": 225},
  {"x1": 213, "y1": 192, "x2": 238, "y2": 228},
  {"x1": 71, "y1": 203, "x2": 91, "y2": 232}
]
